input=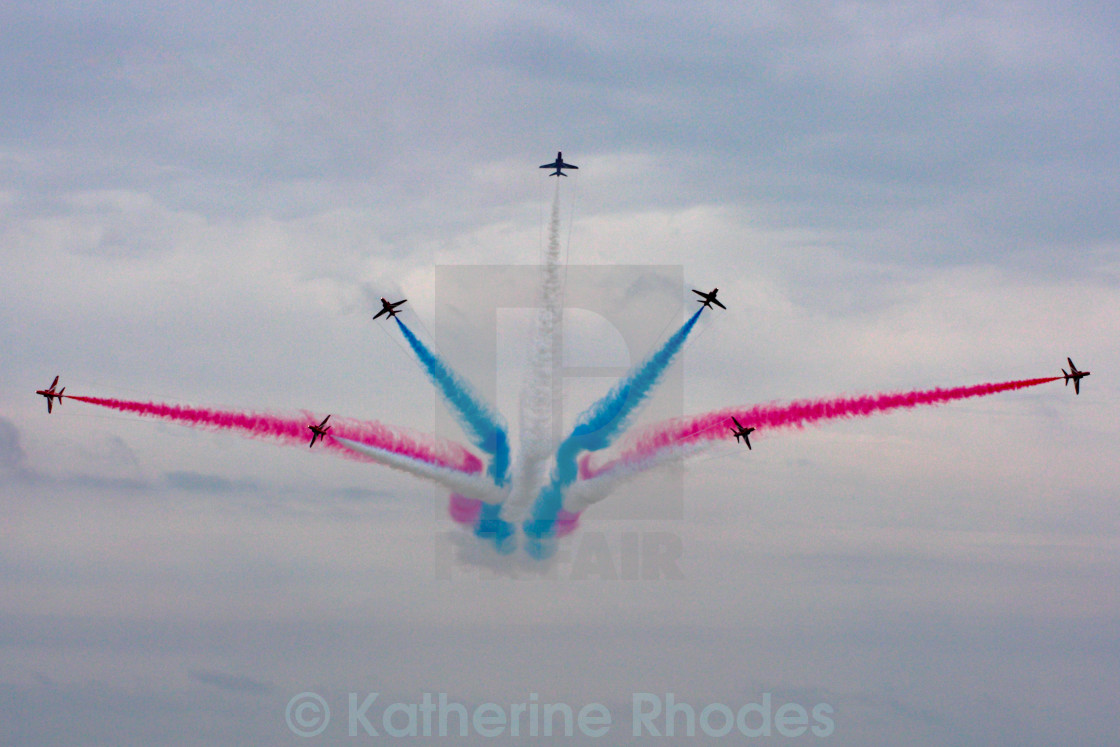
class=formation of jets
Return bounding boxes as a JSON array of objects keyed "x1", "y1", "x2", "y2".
[
  {"x1": 372, "y1": 297, "x2": 407, "y2": 320},
  {"x1": 36, "y1": 376, "x2": 65, "y2": 414},
  {"x1": 540, "y1": 151, "x2": 578, "y2": 177},
  {"x1": 729, "y1": 416, "x2": 755, "y2": 450},
  {"x1": 693, "y1": 287, "x2": 726, "y2": 310},
  {"x1": 1063, "y1": 357, "x2": 1090, "y2": 395},
  {"x1": 34, "y1": 153, "x2": 1097, "y2": 463},
  {"x1": 308, "y1": 415, "x2": 332, "y2": 447}
]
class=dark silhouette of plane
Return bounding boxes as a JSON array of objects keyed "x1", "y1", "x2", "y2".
[
  {"x1": 308, "y1": 415, "x2": 332, "y2": 447},
  {"x1": 36, "y1": 376, "x2": 65, "y2": 414},
  {"x1": 1062, "y1": 357, "x2": 1090, "y2": 395},
  {"x1": 372, "y1": 297, "x2": 407, "y2": 320},
  {"x1": 693, "y1": 288, "x2": 726, "y2": 310},
  {"x1": 540, "y1": 151, "x2": 578, "y2": 177},
  {"x1": 729, "y1": 417, "x2": 754, "y2": 449}
]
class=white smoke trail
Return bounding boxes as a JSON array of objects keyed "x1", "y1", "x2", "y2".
[
  {"x1": 334, "y1": 437, "x2": 509, "y2": 505},
  {"x1": 503, "y1": 182, "x2": 564, "y2": 521},
  {"x1": 563, "y1": 441, "x2": 713, "y2": 513}
]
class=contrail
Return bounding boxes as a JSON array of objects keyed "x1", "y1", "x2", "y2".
[
  {"x1": 506, "y1": 181, "x2": 564, "y2": 521},
  {"x1": 523, "y1": 307, "x2": 706, "y2": 557},
  {"x1": 67, "y1": 395, "x2": 481, "y2": 473},
  {"x1": 392, "y1": 317, "x2": 515, "y2": 550},
  {"x1": 393, "y1": 318, "x2": 510, "y2": 485},
  {"x1": 333, "y1": 437, "x2": 506, "y2": 503},
  {"x1": 574, "y1": 376, "x2": 1064, "y2": 499},
  {"x1": 565, "y1": 441, "x2": 711, "y2": 513}
]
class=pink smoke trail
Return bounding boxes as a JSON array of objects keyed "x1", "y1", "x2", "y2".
[
  {"x1": 447, "y1": 492, "x2": 582, "y2": 537},
  {"x1": 68, "y1": 395, "x2": 481, "y2": 473},
  {"x1": 581, "y1": 376, "x2": 1062, "y2": 480}
]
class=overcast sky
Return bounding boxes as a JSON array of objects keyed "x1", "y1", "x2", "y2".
[{"x1": 2, "y1": 2, "x2": 1118, "y2": 745}]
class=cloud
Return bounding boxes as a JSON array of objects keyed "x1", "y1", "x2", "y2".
[
  {"x1": 1, "y1": 3, "x2": 1117, "y2": 745},
  {"x1": 164, "y1": 470, "x2": 257, "y2": 493},
  {"x1": 328, "y1": 485, "x2": 395, "y2": 502},
  {"x1": 188, "y1": 669, "x2": 270, "y2": 694},
  {"x1": 0, "y1": 417, "x2": 27, "y2": 472}
]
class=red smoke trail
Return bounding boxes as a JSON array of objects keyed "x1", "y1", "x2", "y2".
[
  {"x1": 68, "y1": 395, "x2": 482, "y2": 473},
  {"x1": 581, "y1": 376, "x2": 1061, "y2": 479}
]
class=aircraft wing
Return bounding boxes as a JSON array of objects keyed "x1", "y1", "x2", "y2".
[
  {"x1": 540, "y1": 162, "x2": 557, "y2": 169},
  {"x1": 712, "y1": 298, "x2": 727, "y2": 309},
  {"x1": 372, "y1": 308, "x2": 387, "y2": 320},
  {"x1": 1074, "y1": 379, "x2": 1080, "y2": 395}
]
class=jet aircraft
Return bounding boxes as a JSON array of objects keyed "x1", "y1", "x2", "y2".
[
  {"x1": 308, "y1": 415, "x2": 332, "y2": 447},
  {"x1": 372, "y1": 297, "x2": 407, "y2": 320},
  {"x1": 540, "y1": 151, "x2": 578, "y2": 177},
  {"x1": 693, "y1": 287, "x2": 726, "y2": 310},
  {"x1": 36, "y1": 376, "x2": 65, "y2": 414},
  {"x1": 1062, "y1": 357, "x2": 1090, "y2": 395},
  {"x1": 729, "y1": 416, "x2": 754, "y2": 450}
]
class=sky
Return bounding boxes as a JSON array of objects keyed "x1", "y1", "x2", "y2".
[{"x1": 2, "y1": 1, "x2": 1119, "y2": 744}]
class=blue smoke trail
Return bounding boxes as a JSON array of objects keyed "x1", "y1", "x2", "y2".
[
  {"x1": 523, "y1": 307, "x2": 705, "y2": 558},
  {"x1": 394, "y1": 318, "x2": 515, "y2": 551}
]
